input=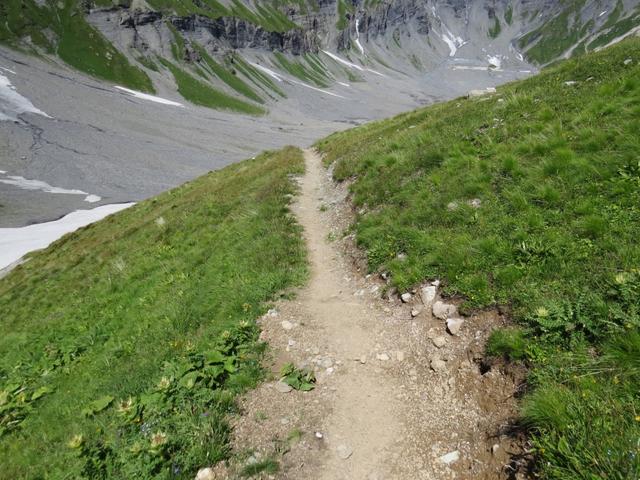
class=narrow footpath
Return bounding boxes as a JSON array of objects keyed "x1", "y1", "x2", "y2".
[{"x1": 228, "y1": 149, "x2": 526, "y2": 480}]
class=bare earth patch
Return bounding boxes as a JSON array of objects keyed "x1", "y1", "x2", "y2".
[{"x1": 224, "y1": 149, "x2": 528, "y2": 479}]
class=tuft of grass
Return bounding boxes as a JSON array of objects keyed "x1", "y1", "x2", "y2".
[
  {"x1": 0, "y1": 147, "x2": 307, "y2": 478},
  {"x1": 315, "y1": 39, "x2": 640, "y2": 478},
  {"x1": 486, "y1": 328, "x2": 527, "y2": 360},
  {"x1": 158, "y1": 58, "x2": 265, "y2": 115},
  {"x1": 240, "y1": 457, "x2": 279, "y2": 477}
]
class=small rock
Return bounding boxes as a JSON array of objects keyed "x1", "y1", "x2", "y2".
[
  {"x1": 586, "y1": 76, "x2": 595, "y2": 81},
  {"x1": 326, "y1": 367, "x2": 334, "y2": 374},
  {"x1": 401, "y1": 292, "x2": 412, "y2": 303},
  {"x1": 624, "y1": 58, "x2": 632, "y2": 65},
  {"x1": 447, "y1": 201, "x2": 458, "y2": 211},
  {"x1": 274, "y1": 381, "x2": 293, "y2": 393},
  {"x1": 195, "y1": 468, "x2": 216, "y2": 480},
  {"x1": 337, "y1": 444, "x2": 353, "y2": 460},
  {"x1": 319, "y1": 357, "x2": 333, "y2": 368},
  {"x1": 288, "y1": 339, "x2": 295, "y2": 347},
  {"x1": 420, "y1": 285, "x2": 437, "y2": 305},
  {"x1": 430, "y1": 358, "x2": 447, "y2": 372},
  {"x1": 491, "y1": 444, "x2": 500, "y2": 455},
  {"x1": 439, "y1": 450, "x2": 460, "y2": 465},
  {"x1": 564, "y1": 80, "x2": 578, "y2": 86},
  {"x1": 432, "y1": 336, "x2": 447, "y2": 348},
  {"x1": 411, "y1": 308, "x2": 421, "y2": 317},
  {"x1": 267, "y1": 308, "x2": 278, "y2": 317},
  {"x1": 360, "y1": 355, "x2": 367, "y2": 364},
  {"x1": 155, "y1": 216, "x2": 166, "y2": 227},
  {"x1": 380, "y1": 271, "x2": 390, "y2": 280},
  {"x1": 468, "y1": 198, "x2": 481, "y2": 208},
  {"x1": 446, "y1": 317, "x2": 464, "y2": 336},
  {"x1": 376, "y1": 353, "x2": 390, "y2": 361},
  {"x1": 281, "y1": 320, "x2": 294, "y2": 330},
  {"x1": 315, "y1": 431, "x2": 323, "y2": 439},
  {"x1": 397, "y1": 252, "x2": 408, "y2": 261},
  {"x1": 396, "y1": 351, "x2": 405, "y2": 362},
  {"x1": 432, "y1": 301, "x2": 457, "y2": 320},
  {"x1": 432, "y1": 279, "x2": 441, "y2": 287}
]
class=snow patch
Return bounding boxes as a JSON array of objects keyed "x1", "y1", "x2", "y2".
[
  {"x1": 114, "y1": 86, "x2": 184, "y2": 107},
  {"x1": 249, "y1": 62, "x2": 285, "y2": 82},
  {"x1": 249, "y1": 61, "x2": 345, "y2": 98},
  {"x1": 440, "y1": 24, "x2": 465, "y2": 57},
  {"x1": 0, "y1": 73, "x2": 51, "y2": 122},
  {"x1": 321, "y1": 51, "x2": 385, "y2": 76},
  {"x1": 487, "y1": 54, "x2": 504, "y2": 69},
  {"x1": 354, "y1": 19, "x2": 365, "y2": 55},
  {"x1": 0, "y1": 203, "x2": 135, "y2": 270},
  {"x1": 0, "y1": 172, "x2": 101, "y2": 203}
]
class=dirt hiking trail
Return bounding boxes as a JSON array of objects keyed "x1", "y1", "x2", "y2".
[{"x1": 226, "y1": 149, "x2": 528, "y2": 479}]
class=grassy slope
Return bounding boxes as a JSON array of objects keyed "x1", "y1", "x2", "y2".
[
  {"x1": 316, "y1": 40, "x2": 640, "y2": 478},
  {"x1": 159, "y1": 58, "x2": 265, "y2": 115},
  {"x1": 0, "y1": 147, "x2": 306, "y2": 479},
  {"x1": 0, "y1": 0, "x2": 154, "y2": 92}
]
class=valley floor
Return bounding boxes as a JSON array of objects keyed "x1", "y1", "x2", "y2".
[{"x1": 223, "y1": 150, "x2": 527, "y2": 479}]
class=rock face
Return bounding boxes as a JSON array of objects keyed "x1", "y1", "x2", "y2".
[{"x1": 86, "y1": 0, "x2": 634, "y2": 62}]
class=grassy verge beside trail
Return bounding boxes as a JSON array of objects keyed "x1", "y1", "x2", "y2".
[
  {"x1": 0, "y1": 147, "x2": 307, "y2": 479},
  {"x1": 316, "y1": 39, "x2": 640, "y2": 478}
]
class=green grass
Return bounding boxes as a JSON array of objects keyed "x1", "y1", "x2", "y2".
[
  {"x1": 0, "y1": 146, "x2": 307, "y2": 479},
  {"x1": 0, "y1": 0, "x2": 154, "y2": 92},
  {"x1": 273, "y1": 51, "x2": 330, "y2": 87},
  {"x1": 228, "y1": 53, "x2": 286, "y2": 99},
  {"x1": 504, "y1": 5, "x2": 513, "y2": 25},
  {"x1": 488, "y1": 16, "x2": 501, "y2": 38},
  {"x1": 159, "y1": 58, "x2": 265, "y2": 115},
  {"x1": 316, "y1": 39, "x2": 640, "y2": 478},
  {"x1": 336, "y1": 0, "x2": 353, "y2": 30},
  {"x1": 194, "y1": 46, "x2": 263, "y2": 103},
  {"x1": 519, "y1": 0, "x2": 588, "y2": 64}
]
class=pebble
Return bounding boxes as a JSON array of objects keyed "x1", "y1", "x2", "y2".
[
  {"x1": 281, "y1": 320, "x2": 294, "y2": 330},
  {"x1": 432, "y1": 336, "x2": 447, "y2": 348},
  {"x1": 396, "y1": 351, "x2": 405, "y2": 362},
  {"x1": 376, "y1": 353, "x2": 390, "y2": 361},
  {"x1": 411, "y1": 307, "x2": 422, "y2": 317},
  {"x1": 337, "y1": 444, "x2": 353, "y2": 460},
  {"x1": 319, "y1": 357, "x2": 333, "y2": 368},
  {"x1": 430, "y1": 358, "x2": 447, "y2": 372},
  {"x1": 195, "y1": 468, "x2": 216, "y2": 480},
  {"x1": 446, "y1": 317, "x2": 464, "y2": 335},
  {"x1": 420, "y1": 285, "x2": 437, "y2": 305},
  {"x1": 624, "y1": 58, "x2": 632, "y2": 65},
  {"x1": 492, "y1": 444, "x2": 500, "y2": 455},
  {"x1": 432, "y1": 301, "x2": 457, "y2": 320},
  {"x1": 274, "y1": 381, "x2": 293, "y2": 393},
  {"x1": 401, "y1": 292, "x2": 412, "y2": 303},
  {"x1": 360, "y1": 355, "x2": 367, "y2": 364},
  {"x1": 439, "y1": 450, "x2": 460, "y2": 465},
  {"x1": 315, "y1": 431, "x2": 323, "y2": 439}
]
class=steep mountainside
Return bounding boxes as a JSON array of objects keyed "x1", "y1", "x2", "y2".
[{"x1": 0, "y1": 0, "x2": 638, "y2": 227}]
